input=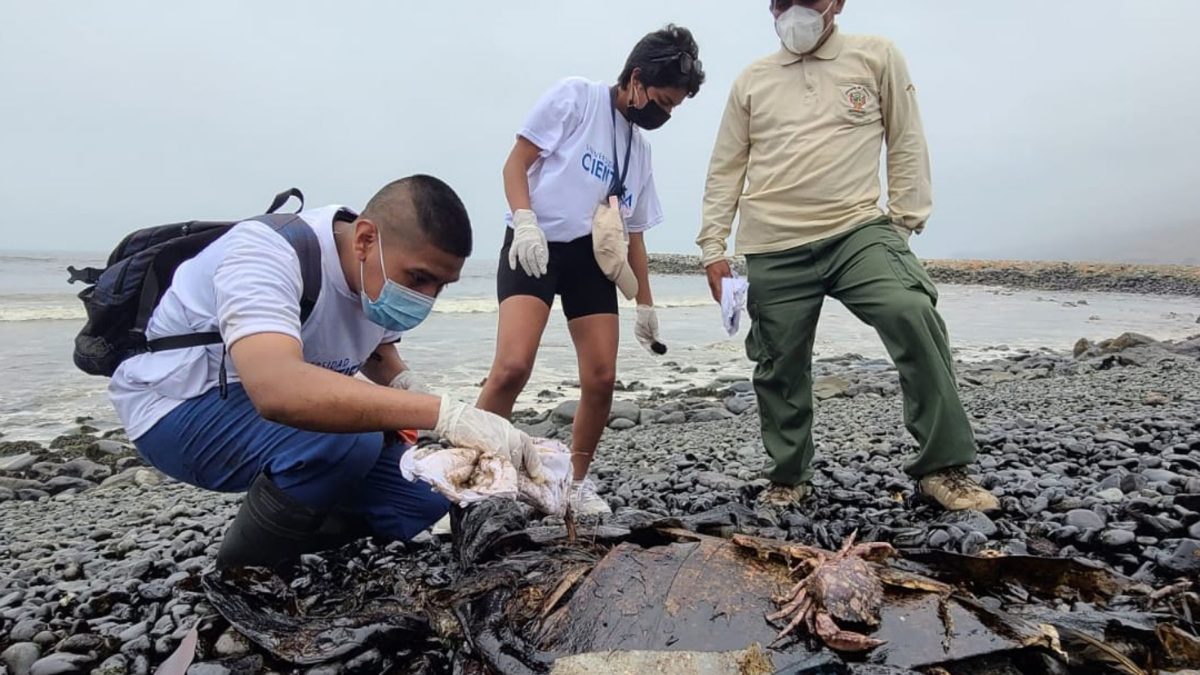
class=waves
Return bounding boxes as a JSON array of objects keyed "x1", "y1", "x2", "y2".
[
  {"x1": 0, "y1": 295, "x2": 86, "y2": 322},
  {"x1": 0, "y1": 293, "x2": 721, "y2": 322}
]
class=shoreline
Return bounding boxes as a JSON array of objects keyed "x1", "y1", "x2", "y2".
[
  {"x1": 2, "y1": 332, "x2": 1199, "y2": 672},
  {"x1": 648, "y1": 254, "x2": 1200, "y2": 296}
]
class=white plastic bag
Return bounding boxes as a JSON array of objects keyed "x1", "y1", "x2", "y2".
[
  {"x1": 400, "y1": 438, "x2": 573, "y2": 516},
  {"x1": 721, "y1": 276, "x2": 750, "y2": 337}
]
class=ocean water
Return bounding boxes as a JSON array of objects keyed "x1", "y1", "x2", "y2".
[{"x1": 1, "y1": 250, "x2": 1197, "y2": 443}]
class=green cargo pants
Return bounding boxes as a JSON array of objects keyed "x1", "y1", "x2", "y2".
[{"x1": 744, "y1": 218, "x2": 976, "y2": 485}]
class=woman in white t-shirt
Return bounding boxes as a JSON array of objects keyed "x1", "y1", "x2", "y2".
[{"x1": 477, "y1": 25, "x2": 706, "y2": 515}]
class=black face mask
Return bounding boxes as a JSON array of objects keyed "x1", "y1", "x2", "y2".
[{"x1": 628, "y1": 100, "x2": 671, "y2": 130}]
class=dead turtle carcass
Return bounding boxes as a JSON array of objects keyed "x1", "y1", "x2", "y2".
[{"x1": 199, "y1": 502, "x2": 1195, "y2": 674}]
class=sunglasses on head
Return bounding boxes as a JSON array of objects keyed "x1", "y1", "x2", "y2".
[
  {"x1": 650, "y1": 51, "x2": 701, "y2": 76},
  {"x1": 771, "y1": 0, "x2": 825, "y2": 12}
]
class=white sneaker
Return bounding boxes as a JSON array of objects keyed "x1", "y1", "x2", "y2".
[
  {"x1": 430, "y1": 513, "x2": 452, "y2": 536},
  {"x1": 570, "y1": 479, "x2": 612, "y2": 516}
]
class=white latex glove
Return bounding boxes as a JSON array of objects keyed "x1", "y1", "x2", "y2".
[
  {"x1": 508, "y1": 210, "x2": 549, "y2": 278},
  {"x1": 388, "y1": 370, "x2": 427, "y2": 394},
  {"x1": 434, "y1": 395, "x2": 547, "y2": 483},
  {"x1": 893, "y1": 223, "x2": 913, "y2": 242},
  {"x1": 634, "y1": 305, "x2": 664, "y2": 355}
]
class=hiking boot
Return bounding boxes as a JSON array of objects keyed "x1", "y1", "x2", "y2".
[
  {"x1": 570, "y1": 479, "x2": 612, "y2": 516},
  {"x1": 757, "y1": 482, "x2": 813, "y2": 507},
  {"x1": 919, "y1": 467, "x2": 1000, "y2": 513}
]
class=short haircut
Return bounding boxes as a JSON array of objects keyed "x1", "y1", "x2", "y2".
[
  {"x1": 362, "y1": 175, "x2": 473, "y2": 258},
  {"x1": 617, "y1": 24, "x2": 706, "y2": 98}
]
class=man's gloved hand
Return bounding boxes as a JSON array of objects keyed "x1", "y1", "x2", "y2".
[
  {"x1": 434, "y1": 396, "x2": 547, "y2": 483},
  {"x1": 508, "y1": 210, "x2": 549, "y2": 278},
  {"x1": 388, "y1": 370, "x2": 427, "y2": 394},
  {"x1": 635, "y1": 305, "x2": 666, "y2": 355}
]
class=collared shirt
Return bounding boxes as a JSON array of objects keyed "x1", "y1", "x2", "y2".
[{"x1": 698, "y1": 28, "x2": 932, "y2": 265}]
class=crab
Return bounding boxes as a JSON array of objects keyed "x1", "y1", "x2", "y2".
[{"x1": 765, "y1": 532, "x2": 898, "y2": 652}]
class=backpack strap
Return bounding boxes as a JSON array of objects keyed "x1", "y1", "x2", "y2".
[
  {"x1": 142, "y1": 214, "x2": 323, "y2": 357},
  {"x1": 266, "y1": 188, "x2": 305, "y2": 215},
  {"x1": 249, "y1": 214, "x2": 323, "y2": 324}
]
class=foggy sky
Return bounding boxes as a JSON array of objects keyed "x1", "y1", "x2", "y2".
[{"x1": 2, "y1": 1, "x2": 1199, "y2": 262}]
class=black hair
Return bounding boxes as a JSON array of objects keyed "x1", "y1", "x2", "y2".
[
  {"x1": 617, "y1": 24, "x2": 706, "y2": 98},
  {"x1": 363, "y1": 175, "x2": 473, "y2": 258}
]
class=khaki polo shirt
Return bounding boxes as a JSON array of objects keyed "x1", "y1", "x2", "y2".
[{"x1": 698, "y1": 29, "x2": 932, "y2": 265}]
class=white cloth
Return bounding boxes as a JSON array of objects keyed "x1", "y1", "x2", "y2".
[
  {"x1": 720, "y1": 276, "x2": 750, "y2": 337},
  {"x1": 399, "y1": 439, "x2": 574, "y2": 516},
  {"x1": 507, "y1": 77, "x2": 664, "y2": 243},
  {"x1": 109, "y1": 206, "x2": 401, "y2": 440}
]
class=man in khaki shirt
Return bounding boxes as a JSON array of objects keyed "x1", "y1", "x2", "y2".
[{"x1": 699, "y1": 0, "x2": 997, "y2": 512}]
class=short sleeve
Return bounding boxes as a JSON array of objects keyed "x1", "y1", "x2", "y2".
[
  {"x1": 518, "y1": 77, "x2": 589, "y2": 155},
  {"x1": 213, "y1": 222, "x2": 304, "y2": 348},
  {"x1": 626, "y1": 169, "x2": 664, "y2": 233}
]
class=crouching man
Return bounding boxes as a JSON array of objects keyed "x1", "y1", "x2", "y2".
[{"x1": 107, "y1": 176, "x2": 544, "y2": 568}]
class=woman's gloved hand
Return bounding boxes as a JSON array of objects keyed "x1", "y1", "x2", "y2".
[{"x1": 508, "y1": 210, "x2": 549, "y2": 278}]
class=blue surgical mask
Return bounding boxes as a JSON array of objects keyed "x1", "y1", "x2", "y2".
[{"x1": 359, "y1": 229, "x2": 435, "y2": 332}]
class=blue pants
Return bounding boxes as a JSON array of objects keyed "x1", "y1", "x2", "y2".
[{"x1": 135, "y1": 383, "x2": 449, "y2": 542}]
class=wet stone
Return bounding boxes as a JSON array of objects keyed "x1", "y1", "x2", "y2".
[
  {"x1": 689, "y1": 408, "x2": 735, "y2": 423},
  {"x1": 1120, "y1": 473, "x2": 1148, "y2": 494},
  {"x1": 93, "y1": 655, "x2": 128, "y2": 675},
  {"x1": 928, "y1": 529, "x2": 953, "y2": 548},
  {"x1": 41, "y1": 477, "x2": 95, "y2": 494},
  {"x1": 936, "y1": 510, "x2": 998, "y2": 537},
  {"x1": 116, "y1": 623, "x2": 147, "y2": 643},
  {"x1": 724, "y1": 395, "x2": 755, "y2": 415},
  {"x1": 1158, "y1": 539, "x2": 1200, "y2": 576},
  {"x1": 1142, "y1": 469, "x2": 1183, "y2": 485},
  {"x1": 656, "y1": 411, "x2": 688, "y2": 425},
  {"x1": 138, "y1": 581, "x2": 171, "y2": 602},
  {"x1": 551, "y1": 401, "x2": 579, "y2": 425},
  {"x1": 27, "y1": 653, "x2": 94, "y2": 675},
  {"x1": 1138, "y1": 514, "x2": 1184, "y2": 536},
  {"x1": 0, "y1": 453, "x2": 38, "y2": 473},
  {"x1": 1065, "y1": 509, "x2": 1106, "y2": 531},
  {"x1": 960, "y1": 531, "x2": 989, "y2": 555},
  {"x1": 10, "y1": 621, "x2": 48, "y2": 643},
  {"x1": 2, "y1": 643, "x2": 41, "y2": 675},
  {"x1": 608, "y1": 400, "x2": 640, "y2": 423},
  {"x1": 119, "y1": 636, "x2": 150, "y2": 658},
  {"x1": 608, "y1": 418, "x2": 636, "y2": 431},
  {"x1": 56, "y1": 633, "x2": 103, "y2": 654},
  {"x1": 1098, "y1": 529, "x2": 1136, "y2": 549}
]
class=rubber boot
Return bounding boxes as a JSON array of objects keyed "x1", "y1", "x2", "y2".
[
  {"x1": 215, "y1": 474, "x2": 328, "y2": 570},
  {"x1": 313, "y1": 509, "x2": 373, "y2": 552}
]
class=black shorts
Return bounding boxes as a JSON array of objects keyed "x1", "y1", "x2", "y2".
[{"x1": 497, "y1": 229, "x2": 618, "y2": 320}]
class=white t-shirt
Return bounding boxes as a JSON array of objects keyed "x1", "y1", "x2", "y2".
[
  {"x1": 506, "y1": 77, "x2": 665, "y2": 243},
  {"x1": 109, "y1": 206, "x2": 401, "y2": 440}
]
